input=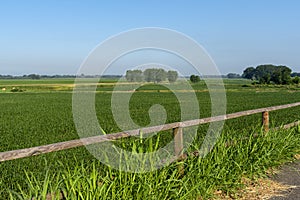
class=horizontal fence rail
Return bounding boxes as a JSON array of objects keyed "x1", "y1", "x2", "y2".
[{"x1": 1, "y1": 102, "x2": 300, "y2": 162}]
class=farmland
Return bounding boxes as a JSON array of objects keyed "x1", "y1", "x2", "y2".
[{"x1": 1, "y1": 78, "x2": 300, "y2": 199}]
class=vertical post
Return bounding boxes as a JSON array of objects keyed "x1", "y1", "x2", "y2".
[
  {"x1": 173, "y1": 127, "x2": 184, "y2": 175},
  {"x1": 262, "y1": 111, "x2": 269, "y2": 132}
]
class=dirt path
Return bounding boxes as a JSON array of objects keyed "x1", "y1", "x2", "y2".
[{"x1": 269, "y1": 160, "x2": 300, "y2": 200}]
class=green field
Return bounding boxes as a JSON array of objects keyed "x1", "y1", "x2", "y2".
[{"x1": 1, "y1": 78, "x2": 300, "y2": 199}]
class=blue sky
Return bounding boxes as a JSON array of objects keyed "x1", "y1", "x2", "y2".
[{"x1": 0, "y1": 0, "x2": 299, "y2": 75}]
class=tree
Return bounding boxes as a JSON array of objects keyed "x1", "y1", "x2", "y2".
[
  {"x1": 291, "y1": 72, "x2": 300, "y2": 77},
  {"x1": 167, "y1": 70, "x2": 178, "y2": 83},
  {"x1": 292, "y1": 76, "x2": 300, "y2": 84},
  {"x1": 143, "y1": 68, "x2": 167, "y2": 83},
  {"x1": 144, "y1": 69, "x2": 154, "y2": 82},
  {"x1": 242, "y1": 67, "x2": 256, "y2": 79},
  {"x1": 242, "y1": 64, "x2": 292, "y2": 85},
  {"x1": 190, "y1": 75, "x2": 200, "y2": 83},
  {"x1": 227, "y1": 73, "x2": 241, "y2": 79},
  {"x1": 155, "y1": 68, "x2": 167, "y2": 82},
  {"x1": 28, "y1": 74, "x2": 41, "y2": 80},
  {"x1": 125, "y1": 70, "x2": 143, "y2": 82},
  {"x1": 260, "y1": 73, "x2": 271, "y2": 84},
  {"x1": 280, "y1": 66, "x2": 292, "y2": 84},
  {"x1": 271, "y1": 69, "x2": 282, "y2": 84}
]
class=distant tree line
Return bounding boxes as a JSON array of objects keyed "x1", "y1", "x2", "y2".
[
  {"x1": 242, "y1": 64, "x2": 295, "y2": 84},
  {"x1": 291, "y1": 72, "x2": 300, "y2": 77},
  {"x1": 125, "y1": 69, "x2": 178, "y2": 83},
  {"x1": 0, "y1": 74, "x2": 77, "y2": 79},
  {"x1": 0, "y1": 74, "x2": 124, "y2": 79},
  {"x1": 0, "y1": 74, "x2": 44, "y2": 79},
  {"x1": 226, "y1": 73, "x2": 241, "y2": 79}
]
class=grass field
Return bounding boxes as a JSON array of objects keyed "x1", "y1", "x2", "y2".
[{"x1": 1, "y1": 78, "x2": 300, "y2": 199}]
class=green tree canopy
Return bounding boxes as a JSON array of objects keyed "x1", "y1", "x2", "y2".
[
  {"x1": 167, "y1": 70, "x2": 178, "y2": 83},
  {"x1": 28, "y1": 74, "x2": 41, "y2": 80},
  {"x1": 190, "y1": 75, "x2": 200, "y2": 83},
  {"x1": 242, "y1": 64, "x2": 292, "y2": 84},
  {"x1": 144, "y1": 68, "x2": 167, "y2": 83},
  {"x1": 291, "y1": 72, "x2": 300, "y2": 77},
  {"x1": 242, "y1": 67, "x2": 256, "y2": 79},
  {"x1": 227, "y1": 73, "x2": 241, "y2": 79},
  {"x1": 292, "y1": 76, "x2": 300, "y2": 84},
  {"x1": 125, "y1": 70, "x2": 143, "y2": 82}
]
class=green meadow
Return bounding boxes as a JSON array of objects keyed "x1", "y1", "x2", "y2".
[{"x1": 1, "y1": 78, "x2": 300, "y2": 199}]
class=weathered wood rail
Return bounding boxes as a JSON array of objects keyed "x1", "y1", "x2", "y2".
[{"x1": 1, "y1": 102, "x2": 300, "y2": 162}]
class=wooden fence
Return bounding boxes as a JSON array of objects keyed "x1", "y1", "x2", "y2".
[{"x1": 1, "y1": 102, "x2": 300, "y2": 162}]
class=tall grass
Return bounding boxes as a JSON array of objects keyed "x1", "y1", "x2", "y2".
[{"x1": 8, "y1": 126, "x2": 300, "y2": 199}]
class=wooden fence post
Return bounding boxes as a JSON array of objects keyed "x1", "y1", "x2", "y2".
[
  {"x1": 262, "y1": 111, "x2": 269, "y2": 132},
  {"x1": 173, "y1": 127, "x2": 184, "y2": 175}
]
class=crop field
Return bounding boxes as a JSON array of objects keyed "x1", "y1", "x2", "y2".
[{"x1": 1, "y1": 78, "x2": 300, "y2": 199}]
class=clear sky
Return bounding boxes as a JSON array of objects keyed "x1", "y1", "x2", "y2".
[{"x1": 0, "y1": 0, "x2": 300, "y2": 75}]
